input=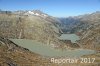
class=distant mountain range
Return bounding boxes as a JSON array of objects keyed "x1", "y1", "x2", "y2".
[{"x1": 58, "y1": 11, "x2": 100, "y2": 33}]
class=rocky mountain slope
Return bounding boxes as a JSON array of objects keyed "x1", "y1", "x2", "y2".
[
  {"x1": 0, "y1": 10, "x2": 61, "y2": 46},
  {"x1": 78, "y1": 19, "x2": 100, "y2": 50},
  {"x1": 74, "y1": 11, "x2": 100, "y2": 51},
  {"x1": 58, "y1": 11, "x2": 100, "y2": 50}
]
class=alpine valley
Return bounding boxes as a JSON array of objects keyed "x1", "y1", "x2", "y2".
[{"x1": 0, "y1": 10, "x2": 100, "y2": 66}]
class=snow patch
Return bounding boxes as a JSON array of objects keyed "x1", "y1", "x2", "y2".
[
  {"x1": 28, "y1": 11, "x2": 34, "y2": 15},
  {"x1": 42, "y1": 14, "x2": 47, "y2": 17},
  {"x1": 35, "y1": 13, "x2": 40, "y2": 16}
]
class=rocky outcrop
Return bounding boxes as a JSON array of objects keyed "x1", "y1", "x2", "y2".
[{"x1": 60, "y1": 40, "x2": 80, "y2": 49}]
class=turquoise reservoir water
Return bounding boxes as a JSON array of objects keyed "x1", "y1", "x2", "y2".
[
  {"x1": 10, "y1": 39, "x2": 95, "y2": 57},
  {"x1": 58, "y1": 34, "x2": 80, "y2": 43}
]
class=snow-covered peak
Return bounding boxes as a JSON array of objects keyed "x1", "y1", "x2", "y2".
[
  {"x1": 40, "y1": 13, "x2": 48, "y2": 17},
  {"x1": 14, "y1": 10, "x2": 48, "y2": 18},
  {"x1": 35, "y1": 13, "x2": 39, "y2": 16},
  {"x1": 27, "y1": 10, "x2": 48, "y2": 17},
  {"x1": 28, "y1": 11, "x2": 34, "y2": 14}
]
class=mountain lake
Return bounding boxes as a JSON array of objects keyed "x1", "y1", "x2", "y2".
[
  {"x1": 58, "y1": 34, "x2": 80, "y2": 43},
  {"x1": 10, "y1": 35, "x2": 95, "y2": 57}
]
